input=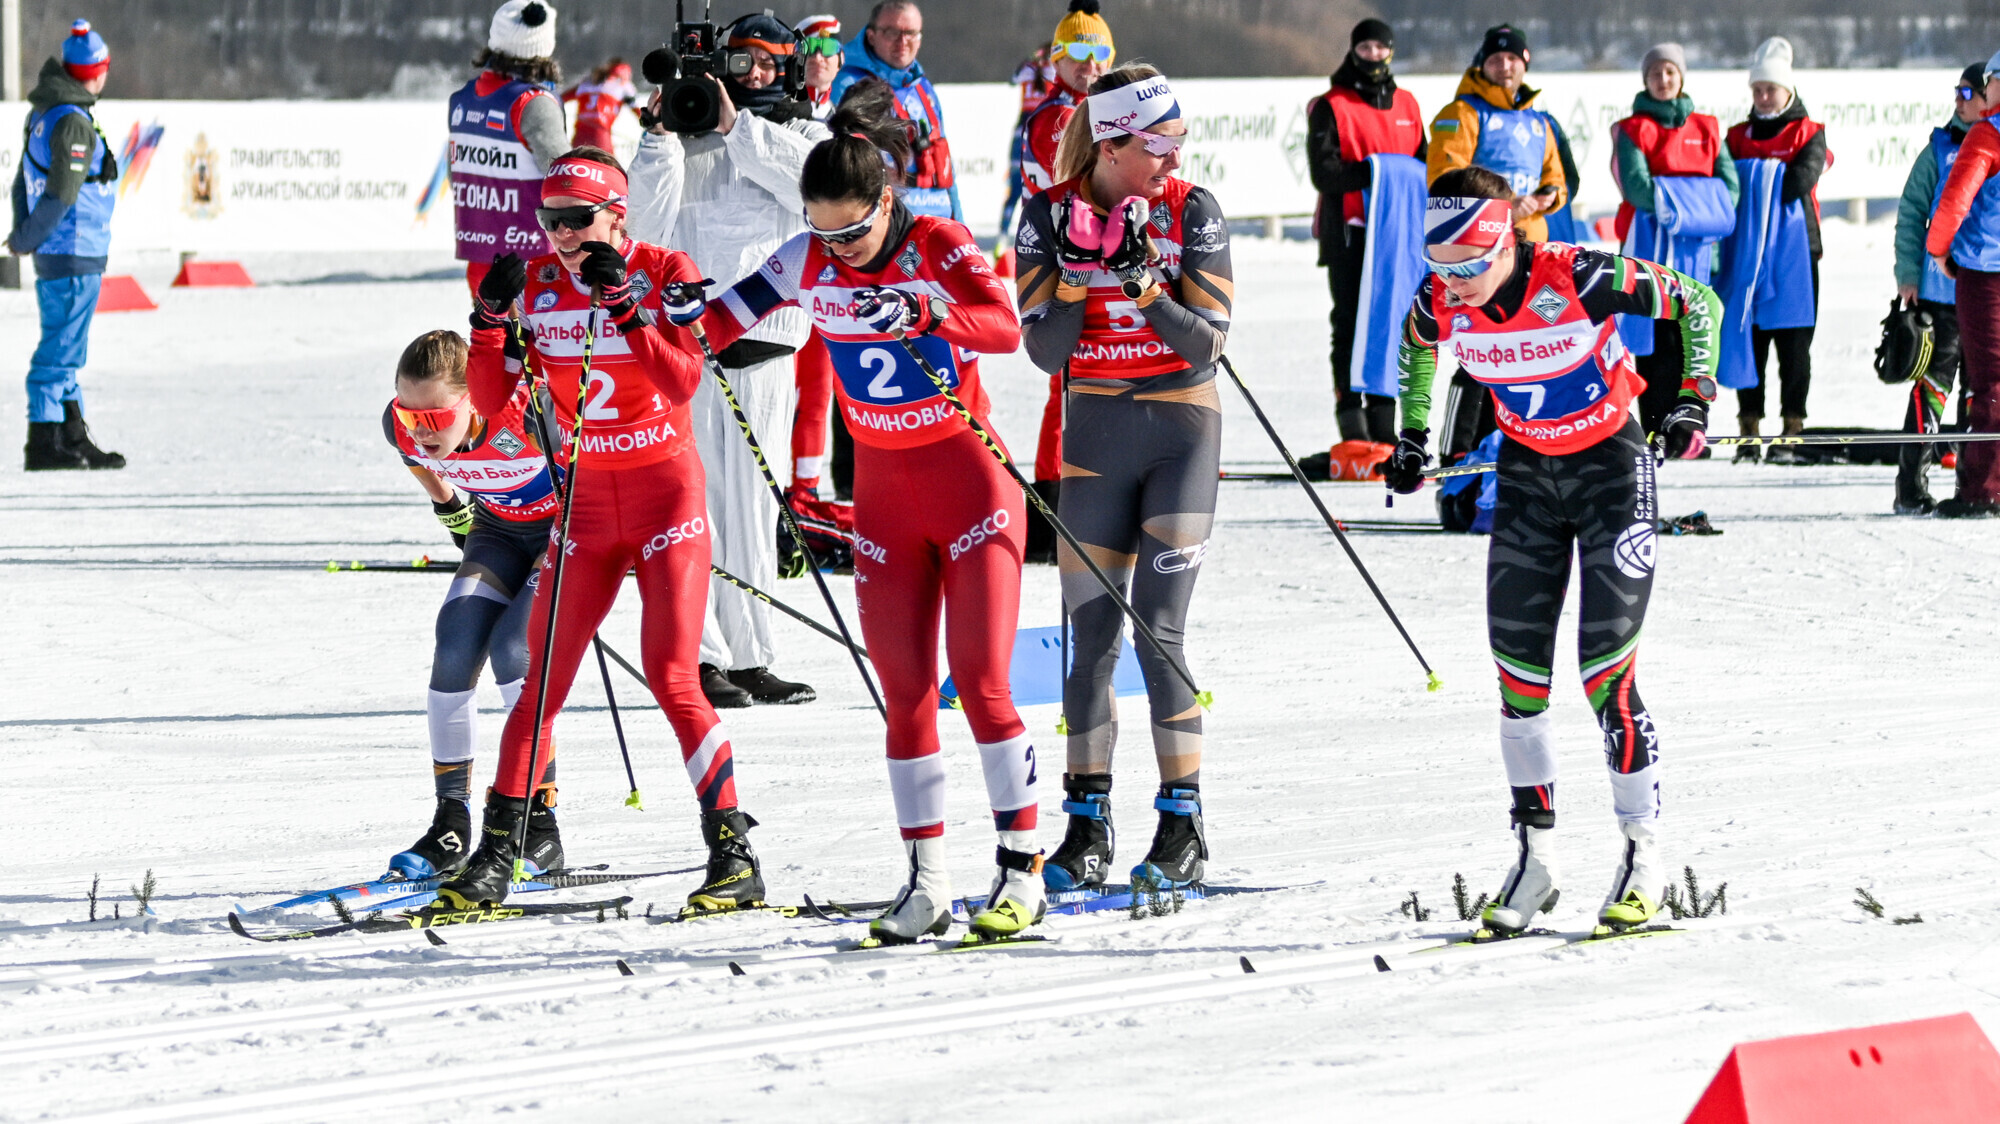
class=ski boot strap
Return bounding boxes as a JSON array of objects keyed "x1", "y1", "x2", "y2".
[
  {"x1": 1510, "y1": 807, "x2": 1555, "y2": 829},
  {"x1": 995, "y1": 846, "x2": 1045, "y2": 874},
  {"x1": 1060, "y1": 793, "x2": 1111, "y2": 819},
  {"x1": 1154, "y1": 789, "x2": 1201, "y2": 816}
]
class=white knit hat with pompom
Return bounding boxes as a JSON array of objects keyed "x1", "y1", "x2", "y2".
[{"x1": 489, "y1": 0, "x2": 557, "y2": 59}]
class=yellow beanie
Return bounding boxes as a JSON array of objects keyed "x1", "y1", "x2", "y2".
[{"x1": 1053, "y1": 0, "x2": 1113, "y2": 60}]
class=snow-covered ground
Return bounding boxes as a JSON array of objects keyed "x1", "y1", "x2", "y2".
[{"x1": 7, "y1": 221, "x2": 2000, "y2": 1123}]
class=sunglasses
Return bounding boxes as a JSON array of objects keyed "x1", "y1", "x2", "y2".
[
  {"x1": 805, "y1": 201, "x2": 880, "y2": 245},
  {"x1": 394, "y1": 392, "x2": 469, "y2": 434},
  {"x1": 800, "y1": 36, "x2": 842, "y2": 57},
  {"x1": 1959, "y1": 85, "x2": 1980, "y2": 101},
  {"x1": 1055, "y1": 41, "x2": 1112, "y2": 64},
  {"x1": 1122, "y1": 124, "x2": 1185, "y2": 157},
  {"x1": 1424, "y1": 237, "x2": 1511, "y2": 278},
  {"x1": 534, "y1": 199, "x2": 620, "y2": 232}
]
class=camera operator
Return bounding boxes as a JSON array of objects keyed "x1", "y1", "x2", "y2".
[{"x1": 627, "y1": 12, "x2": 829, "y2": 709}]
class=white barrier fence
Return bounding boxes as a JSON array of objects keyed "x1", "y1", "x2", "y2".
[{"x1": 0, "y1": 68, "x2": 1961, "y2": 255}]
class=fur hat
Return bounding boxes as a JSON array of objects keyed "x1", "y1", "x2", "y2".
[
  {"x1": 1748, "y1": 36, "x2": 1794, "y2": 91},
  {"x1": 488, "y1": 0, "x2": 556, "y2": 60}
]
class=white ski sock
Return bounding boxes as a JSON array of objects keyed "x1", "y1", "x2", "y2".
[
  {"x1": 427, "y1": 688, "x2": 478, "y2": 766},
  {"x1": 976, "y1": 732, "x2": 1038, "y2": 837},
  {"x1": 497, "y1": 677, "x2": 523, "y2": 712},
  {"x1": 885, "y1": 752, "x2": 947, "y2": 838},
  {"x1": 1499, "y1": 712, "x2": 1558, "y2": 788},
  {"x1": 1608, "y1": 761, "x2": 1662, "y2": 825}
]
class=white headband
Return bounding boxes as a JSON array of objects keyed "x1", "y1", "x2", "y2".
[{"x1": 1088, "y1": 76, "x2": 1182, "y2": 142}]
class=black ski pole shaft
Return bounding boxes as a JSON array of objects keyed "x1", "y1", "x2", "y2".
[
  {"x1": 688, "y1": 324, "x2": 886, "y2": 720},
  {"x1": 595, "y1": 635, "x2": 650, "y2": 690},
  {"x1": 888, "y1": 329, "x2": 1210, "y2": 708},
  {"x1": 592, "y1": 636, "x2": 644, "y2": 810},
  {"x1": 1219, "y1": 355, "x2": 1440, "y2": 692},
  {"x1": 511, "y1": 305, "x2": 597, "y2": 881},
  {"x1": 710, "y1": 562, "x2": 870, "y2": 659}
]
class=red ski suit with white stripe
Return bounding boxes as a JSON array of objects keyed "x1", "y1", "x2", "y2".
[
  {"x1": 469, "y1": 240, "x2": 742, "y2": 810},
  {"x1": 705, "y1": 210, "x2": 1036, "y2": 838}
]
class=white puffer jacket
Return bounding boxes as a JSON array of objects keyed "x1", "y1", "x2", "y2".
[{"x1": 626, "y1": 110, "x2": 831, "y2": 350}]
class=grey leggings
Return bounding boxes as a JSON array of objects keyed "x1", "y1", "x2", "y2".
[{"x1": 1057, "y1": 364, "x2": 1221, "y2": 780}]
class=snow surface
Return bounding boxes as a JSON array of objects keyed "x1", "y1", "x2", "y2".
[{"x1": 7, "y1": 222, "x2": 2000, "y2": 1122}]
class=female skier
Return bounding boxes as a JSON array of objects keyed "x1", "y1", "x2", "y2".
[
  {"x1": 1014, "y1": 65, "x2": 1233, "y2": 895},
  {"x1": 382, "y1": 328, "x2": 558, "y2": 880},
  {"x1": 436, "y1": 147, "x2": 767, "y2": 913},
  {"x1": 1383, "y1": 167, "x2": 1721, "y2": 934},
  {"x1": 667, "y1": 106, "x2": 1041, "y2": 943}
]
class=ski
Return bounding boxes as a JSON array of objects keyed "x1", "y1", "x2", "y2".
[
  {"x1": 245, "y1": 865, "x2": 687, "y2": 917},
  {"x1": 227, "y1": 896, "x2": 634, "y2": 942},
  {"x1": 1410, "y1": 922, "x2": 1683, "y2": 955},
  {"x1": 648, "y1": 896, "x2": 894, "y2": 925},
  {"x1": 948, "y1": 880, "x2": 1318, "y2": 920}
]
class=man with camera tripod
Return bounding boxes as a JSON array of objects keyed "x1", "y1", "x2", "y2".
[{"x1": 628, "y1": 12, "x2": 829, "y2": 708}]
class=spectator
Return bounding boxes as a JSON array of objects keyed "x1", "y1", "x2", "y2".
[
  {"x1": 559, "y1": 58, "x2": 638, "y2": 153},
  {"x1": 1426, "y1": 24, "x2": 1567, "y2": 241},
  {"x1": 448, "y1": 1, "x2": 566, "y2": 293},
  {"x1": 999, "y1": 41, "x2": 1055, "y2": 237},
  {"x1": 795, "y1": 14, "x2": 843, "y2": 121},
  {"x1": 831, "y1": 1, "x2": 961, "y2": 220},
  {"x1": 8, "y1": 19, "x2": 124, "y2": 471},
  {"x1": 1612, "y1": 42, "x2": 1740, "y2": 438},
  {"x1": 1889, "y1": 63, "x2": 1987, "y2": 514},
  {"x1": 627, "y1": 12, "x2": 830, "y2": 703},
  {"x1": 1924, "y1": 51, "x2": 2000, "y2": 518},
  {"x1": 1725, "y1": 36, "x2": 1829, "y2": 463},
  {"x1": 1309, "y1": 17, "x2": 1426, "y2": 447}
]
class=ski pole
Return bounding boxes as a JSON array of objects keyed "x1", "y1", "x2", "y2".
[
  {"x1": 1218, "y1": 356, "x2": 1440, "y2": 692},
  {"x1": 1419, "y1": 430, "x2": 2000, "y2": 481},
  {"x1": 710, "y1": 561, "x2": 870, "y2": 660},
  {"x1": 511, "y1": 302, "x2": 597, "y2": 883},
  {"x1": 686, "y1": 323, "x2": 887, "y2": 720},
  {"x1": 885, "y1": 328, "x2": 1211, "y2": 710},
  {"x1": 592, "y1": 637, "x2": 644, "y2": 810}
]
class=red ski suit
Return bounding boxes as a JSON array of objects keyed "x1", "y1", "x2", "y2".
[
  {"x1": 705, "y1": 212, "x2": 1036, "y2": 838},
  {"x1": 469, "y1": 241, "x2": 741, "y2": 810}
]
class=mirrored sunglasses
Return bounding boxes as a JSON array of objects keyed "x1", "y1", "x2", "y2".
[
  {"x1": 805, "y1": 201, "x2": 880, "y2": 245},
  {"x1": 800, "y1": 36, "x2": 842, "y2": 57},
  {"x1": 534, "y1": 199, "x2": 620, "y2": 232},
  {"x1": 1423, "y1": 237, "x2": 1511, "y2": 279},
  {"x1": 394, "y1": 392, "x2": 469, "y2": 434},
  {"x1": 1056, "y1": 41, "x2": 1112, "y2": 64},
  {"x1": 1958, "y1": 84, "x2": 1979, "y2": 101},
  {"x1": 1122, "y1": 123, "x2": 1185, "y2": 157}
]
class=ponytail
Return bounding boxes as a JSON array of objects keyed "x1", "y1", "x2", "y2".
[{"x1": 802, "y1": 102, "x2": 913, "y2": 204}]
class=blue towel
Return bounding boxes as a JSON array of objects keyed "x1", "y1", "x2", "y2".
[
  {"x1": 1619, "y1": 175, "x2": 1737, "y2": 355},
  {"x1": 1712, "y1": 159, "x2": 1818, "y2": 389},
  {"x1": 1351, "y1": 154, "x2": 1429, "y2": 396},
  {"x1": 1437, "y1": 428, "x2": 1504, "y2": 535},
  {"x1": 938, "y1": 625, "x2": 1144, "y2": 710}
]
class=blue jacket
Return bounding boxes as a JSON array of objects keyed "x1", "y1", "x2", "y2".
[
  {"x1": 829, "y1": 34, "x2": 962, "y2": 220},
  {"x1": 9, "y1": 57, "x2": 115, "y2": 277}
]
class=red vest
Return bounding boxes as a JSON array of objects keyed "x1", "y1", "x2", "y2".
[
  {"x1": 1726, "y1": 116, "x2": 1829, "y2": 222},
  {"x1": 892, "y1": 82, "x2": 956, "y2": 190},
  {"x1": 1429, "y1": 243, "x2": 1643, "y2": 456},
  {"x1": 1614, "y1": 111, "x2": 1722, "y2": 239},
  {"x1": 1043, "y1": 176, "x2": 1199, "y2": 381},
  {"x1": 1317, "y1": 85, "x2": 1425, "y2": 225}
]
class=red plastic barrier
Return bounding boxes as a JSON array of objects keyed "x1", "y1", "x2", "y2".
[
  {"x1": 172, "y1": 260, "x2": 254, "y2": 287},
  {"x1": 1592, "y1": 215, "x2": 1621, "y2": 243},
  {"x1": 95, "y1": 275, "x2": 157, "y2": 312},
  {"x1": 993, "y1": 247, "x2": 1015, "y2": 278},
  {"x1": 1326, "y1": 439, "x2": 1394, "y2": 482},
  {"x1": 1685, "y1": 1013, "x2": 2000, "y2": 1123}
]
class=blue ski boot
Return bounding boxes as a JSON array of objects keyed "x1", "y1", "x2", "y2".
[
  {"x1": 386, "y1": 797, "x2": 473, "y2": 880},
  {"x1": 1130, "y1": 785, "x2": 1207, "y2": 891}
]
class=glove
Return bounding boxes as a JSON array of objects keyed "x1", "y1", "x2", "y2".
[
  {"x1": 1053, "y1": 195, "x2": 1103, "y2": 283},
  {"x1": 661, "y1": 279, "x2": 712, "y2": 327},
  {"x1": 473, "y1": 252, "x2": 527, "y2": 328},
  {"x1": 575, "y1": 241, "x2": 655, "y2": 334},
  {"x1": 1100, "y1": 196, "x2": 1156, "y2": 284},
  {"x1": 433, "y1": 494, "x2": 475, "y2": 548},
  {"x1": 1381, "y1": 428, "x2": 1431, "y2": 494},
  {"x1": 851, "y1": 286, "x2": 915, "y2": 335},
  {"x1": 1659, "y1": 398, "x2": 1709, "y2": 461}
]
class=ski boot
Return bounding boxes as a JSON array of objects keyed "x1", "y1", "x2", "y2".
[
  {"x1": 686, "y1": 807, "x2": 765, "y2": 913},
  {"x1": 1130, "y1": 785, "x2": 1207, "y2": 893},
  {"x1": 433, "y1": 787, "x2": 563, "y2": 909},
  {"x1": 1044, "y1": 773, "x2": 1114, "y2": 892},
  {"x1": 61, "y1": 401, "x2": 125, "y2": 469},
  {"x1": 968, "y1": 844, "x2": 1047, "y2": 941},
  {"x1": 1598, "y1": 820, "x2": 1666, "y2": 931},
  {"x1": 868, "y1": 837, "x2": 953, "y2": 945},
  {"x1": 1479, "y1": 819, "x2": 1560, "y2": 937},
  {"x1": 386, "y1": 796, "x2": 473, "y2": 880}
]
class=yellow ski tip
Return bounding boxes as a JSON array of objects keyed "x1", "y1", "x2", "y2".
[
  {"x1": 625, "y1": 789, "x2": 645, "y2": 811},
  {"x1": 1426, "y1": 672, "x2": 1442, "y2": 693},
  {"x1": 1055, "y1": 716, "x2": 1069, "y2": 735},
  {"x1": 324, "y1": 560, "x2": 339, "y2": 572},
  {"x1": 1195, "y1": 690, "x2": 1215, "y2": 710}
]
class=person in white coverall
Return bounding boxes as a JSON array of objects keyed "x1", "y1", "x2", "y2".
[{"x1": 626, "y1": 12, "x2": 830, "y2": 708}]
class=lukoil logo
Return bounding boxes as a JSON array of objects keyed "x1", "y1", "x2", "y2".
[
  {"x1": 640, "y1": 516, "x2": 708, "y2": 560},
  {"x1": 854, "y1": 534, "x2": 887, "y2": 564}
]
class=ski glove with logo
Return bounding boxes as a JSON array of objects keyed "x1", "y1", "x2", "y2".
[
  {"x1": 1053, "y1": 195, "x2": 1104, "y2": 284},
  {"x1": 575, "y1": 241, "x2": 652, "y2": 333},
  {"x1": 473, "y1": 252, "x2": 528, "y2": 329},
  {"x1": 1100, "y1": 195, "x2": 1156, "y2": 285},
  {"x1": 433, "y1": 493, "x2": 476, "y2": 548},
  {"x1": 1382, "y1": 428, "x2": 1431, "y2": 494},
  {"x1": 854, "y1": 286, "x2": 945, "y2": 336},
  {"x1": 1659, "y1": 398, "x2": 1709, "y2": 460},
  {"x1": 661, "y1": 280, "x2": 712, "y2": 327}
]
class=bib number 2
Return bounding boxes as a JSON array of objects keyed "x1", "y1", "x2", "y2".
[
  {"x1": 583, "y1": 371, "x2": 618, "y2": 420},
  {"x1": 861, "y1": 347, "x2": 901, "y2": 400}
]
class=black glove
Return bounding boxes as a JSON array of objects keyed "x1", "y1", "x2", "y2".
[
  {"x1": 1659, "y1": 398, "x2": 1709, "y2": 461},
  {"x1": 473, "y1": 252, "x2": 527, "y2": 328},
  {"x1": 576, "y1": 241, "x2": 653, "y2": 333},
  {"x1": 433, "y1": 494, "x2": 475, "y2": 548},
  {"x1": 1052, "y1": 195, "x2": 1103, "y2": 282},
  {"x1": 1382, "y1": 428, "x2": 1431, "y2": 494},
  {"x1": 1101, "y1": 198, "x2": 1155, "y2": 284}
]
